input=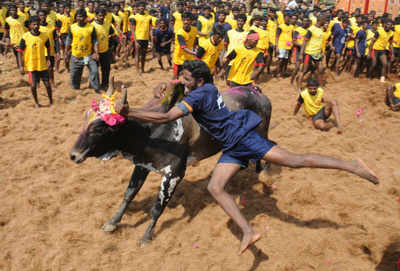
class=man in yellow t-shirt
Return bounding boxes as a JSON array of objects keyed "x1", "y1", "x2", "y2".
[
  {"x1": 4, "y1": 4, "x2": 27, "y2": 69},
  {"x1": 369, "y1": 19, "x2": 393, "y2": 83},
  {"x1": 298, "y1": 16, "x2": 326, "y2": 89},
  {"x1": 291, "y1": 17, "x2": 311, "y2": 84},
  {"x1": 195, "y1": 24, "x2": 224, "y2": 74},
  {"x1": 172, "y1": 12, "x2": 197, "y2": 78},
  {"x1": 66, "y1": 9, "x2": 100, "y2": 92},
  {"x1": 38, "y1": 9, "x2": 58, "y2": 88},
  {"x1": 197, "y1": 6, "x2": 214, "y2": 47},
  {"x1": 93, "y1": 8, "x2": 118, "y2": 90},
  {"x1": 86, "y1": 1, "x2": 96, "y2": 23},
  {"x1": 293, "y1": 78, "x2": 343, "y2": 133},
  {"x1": 171, "y1": 2, "x2": 184, "y2": 34},
  {"x1": 385, "y1": 83, "x2": 400, "y2": 111},
  {"x1": 130, "y1": 1, "x2": 152, "y2": 74},
  {"x1": 17, "y1": 16, "x2": 52, "y2": 107},
  {"x1": 275, "y1": 13, "x2": 295, "y2": 77},
  {"x1": 220, "y1": 32, "x2": 264, "y2": 87},
  {"x1": 392, "y1": 18, "x2": 400, "y2": 77}
]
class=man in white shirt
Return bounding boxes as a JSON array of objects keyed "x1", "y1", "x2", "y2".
[{"x1": 287, "y1": 0, "x2": 301, "y2": 10}]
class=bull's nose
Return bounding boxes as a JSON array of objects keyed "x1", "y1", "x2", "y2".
[{"x1": 70, "y1": 153, "x2": 76, "y2": 161}]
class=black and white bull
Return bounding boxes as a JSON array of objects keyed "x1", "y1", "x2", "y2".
[{"x1": 70, "y1": 82, "x2": 272, "y2": 245}]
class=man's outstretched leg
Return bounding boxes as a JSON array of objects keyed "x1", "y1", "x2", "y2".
[
  {"x1": 263, "y1": 146, "x2": 378, "y2": 184},
  {"x1": 207, "y1": 163, "x2": 261, "y2": 255}
]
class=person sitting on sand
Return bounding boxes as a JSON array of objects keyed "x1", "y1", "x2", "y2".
[
  {"x1": 385, "y1": 83, "x2": 400, "y2": 111},
  {"x1": 115, "y1": 60, "x2": 378, "y2": 255},
  {"x1": 293, "y1": 78, "x2": 343, "y2": 134}
]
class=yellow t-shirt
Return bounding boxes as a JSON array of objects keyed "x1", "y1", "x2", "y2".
[
  {"x1": 133, "y1": 13, "x2": 152, "y2": 40},
  {"x1": 250, "y1": 25, "x2": 269, "y2": 51},
  {"x1": 294, "y1": 26, "x2": 308, "y2": 46},
  {"x1": 39, "y1": 24, "x2": 55, "y2": 56},
  {"x1": 92, "y1": 21, "x2": 113, "y2": 53},
  {"x1": 70, "y1": 23, "x2": 94, "y2": 57},
  {"x1": 198, "y1": 15, "x2": 214, "y2": 46},
  {"x1": 112, "y1": 13, "x2": 122, "y2": 31},
  {"x1": 46, "y1": 10, "x2": 58, "y2": 27},
  {"x1": 393, "y1": 25, "x2": 400, "y2": 48},
  {"x1": 228, "y1": 44, "x2": 262, "y2": 85},
  {"x1": 17, "y1": 8, "x2": 29, "y2": 22},
  {"x1": 394, "y1": 83, "x2": 400, "y2": 98},
  {"x1": 70, "y1": 9, "x2": 77, "y2": 19},
  {"x1": 244, "y1": 15, "x2": 252, "y2": 31},
  {"x1": 226, "y1": 29, "x2": 248, "y2": 56},
  {"x1": 198, "y1": 38, "x2": 223, "y2": 71},
  {"x1": 118, "y1": 10, "x2": 130, "y2": 33},
  {"x1": 276, "y1": 11, "x2": 284, "y2": 25},
  {"x1": 104, "y1": 13, "x2": 113, "y2": 24},
  {"x1": 373, "y1": 28, "x2": 393, "y2": 50},
  {"x1": 267, "y1": 19, "x2": 277, "y2": 46},
  {"x1": 0, "y1": 15, "x2": 5, "y2": 34},
  {"x1": 173, "y1": 26, "x2": 197, "y2": 65},
  {"x1": 86, "y1": 11, "x2": 96, "y2": 22},
  {"x1": 21, "y1": 31, "x2": 49, "y2": 71},
  {"x1": 347, "y1": 25, "x2": 360, "y2": 49},
  {"x1": 172, "y1": 11, "x2": 183, "y2": 34},
  {"x1": 59, "y1": 14, "x2": 73, "y2": 34},
  {"x1": 305, "y1": 25, "x2": 324, "y2": 55},
  {"x1": 300, "y1": 88, "x2": 324, "y2": 116},
  {"x1": 5, "y1": 16, "x2": 27, "y2": 45},
  {"x1": 226, "y1": 15, "x2": 237, "y2": 30},
  {"x1": 278, "y1": 23, "x2": 293, "y2": 50},
  {"x1": 322, "y1": 30, "x2": 331, "y2": 53}
]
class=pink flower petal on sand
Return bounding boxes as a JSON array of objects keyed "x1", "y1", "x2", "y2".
[
  {"x1": 271, "y1": 184, "x2": 278, "y2": 190},
  {"x1": 193, "y1": 242, "x2": 198, "y2": 248},
  {"x1": 397, "y1": 197, "x2": 400, "y2": 203},
  {"x1": 327, "y1": 261, "x2": 332, "y2": 264},
  {"x1": 265, "y1": 225, "x2": 270, "y2": 231}
]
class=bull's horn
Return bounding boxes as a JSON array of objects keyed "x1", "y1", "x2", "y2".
[
  {"x1": 106, "y1": 76, "x2": 115, "y2": 97},
  {"x1": 121, "y1": 85, "x2": 127, "y2": 104}
]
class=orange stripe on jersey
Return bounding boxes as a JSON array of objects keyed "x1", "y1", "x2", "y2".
[{"x1": 182, "y1": 101, "x2": 193, "y2": 113}]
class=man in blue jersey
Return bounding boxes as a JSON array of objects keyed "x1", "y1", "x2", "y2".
[{"x1": 116, "y1": 60, "x2": 378, "y2": 255}]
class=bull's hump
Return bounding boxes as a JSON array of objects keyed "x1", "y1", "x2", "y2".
[{"x1": 150, "y1": 118, "x2": 184, "y2": 143}]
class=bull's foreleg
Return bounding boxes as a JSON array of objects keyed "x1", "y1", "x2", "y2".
[
  {"x1": 140, "y1": 174, "x2": 182, "y2": 245},
  {"x1": 103, "y1": 166, "x2": 150, "y2": 232}
]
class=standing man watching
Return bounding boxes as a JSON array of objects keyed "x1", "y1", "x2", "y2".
[{"x1": 66, "y1": 9, "x2": 100, "y2": 92}]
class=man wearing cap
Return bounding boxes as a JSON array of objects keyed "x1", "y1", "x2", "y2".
[{"x1": 219, "y1": 31, "x2": 264, "y2": 87}]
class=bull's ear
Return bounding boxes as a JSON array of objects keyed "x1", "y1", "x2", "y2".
[{"x1": 106, "y1": 76, "x2": 115, "y2": 97}]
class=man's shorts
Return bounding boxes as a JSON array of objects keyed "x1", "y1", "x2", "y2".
[
  {"x1": 173, "y1": 63, "x2": 183, "y2": 76},
  {"x1": 155, "y1": 45, "x2": 171, "y2": 55},
  {"x1": 346, "y1": 48, "x2": 354, "y2": 56},
  {"x1": 394, "y1": 47, "x2": 400, "y2": 58},
  {"x1": 385, "y1": 94, "x2": 400, "y2": 107},
  {"x1": 28, "y1": 70, "x2": 50, "y2": 84},
  {"x1": 371, "y1": 49, "x2": 387, "y2": 59},
  {"x1": 311, "y1": 106, "x2": 328, "y2": 122},
  {"x1": 292, "y1": 46, "x2": 301, "y2": 64},
  {"x1": 218, "y1": 129, "x2": 276, "y2": 168},
  {"x1": 334, "y1": 44, "x2": 344, "y2": 55},
  {"x1": 278, "y1": 48, "x2": 289, "y2": 59},
  {"x1": 304, "y1": 53, "x2": 322, "y2": 65},
  {"x1": 136, "y1": 39, "x2": 149, "y2": 49}
]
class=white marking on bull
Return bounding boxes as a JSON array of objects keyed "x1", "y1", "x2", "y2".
[
  {"x1": 171, "y1": 119, "x2": 184, "y2": 142},
  {"x1": 160, "y1": 165, "x2": 172, "y2": 175},
  {"x1": 168, "y1": 177, "x2": 180, "y2": 197}
]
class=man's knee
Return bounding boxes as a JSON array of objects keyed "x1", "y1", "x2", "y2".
[{"x1": 207, "y1": 181, "x2": 222, "y2": 196}]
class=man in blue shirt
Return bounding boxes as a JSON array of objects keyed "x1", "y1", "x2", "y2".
[{"x1": 116, "y1": 60, "x2": 378, "y2": 255}]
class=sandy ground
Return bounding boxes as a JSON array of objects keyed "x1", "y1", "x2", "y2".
[{"x1": 1, "y1": 53, "x2": 400, "y2": 271}]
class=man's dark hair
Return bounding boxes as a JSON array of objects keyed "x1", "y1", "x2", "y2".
[
  {"x1": 182, "y1": 11, "x2": 192, "y2": 19},
  {"x1": 182, "y1": 60, "x2": 213, "y2": 84},
  {"x1": 76, "y1": 8, "x2": 88, "y2": 18},
  {"x1": 95, "y1": 7, "x2": 106, "y2": 15},
  {"x1": 306, "y1": 78, "x2": 319, "y2": 87},
  {"x1": 212, "y1": 24, "x2": 225, "y2": 37},
  {"x1": 137, "y1": 1, "x2": 146, "y2": 7},
  {"x1": 236, "y1": 13, "x2": 247, "y2": 22},
  {"x1": 29, "y1": 15, "x2": 41, "y2": 24}
]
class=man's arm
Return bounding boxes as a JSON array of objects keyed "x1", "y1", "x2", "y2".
[
  {"x1": 250, "y1": 52, "x2": 265, "y2": 81},
  {"x1": 121, "y1": 104, "x2": 185, "y2": 123},
  {"x1": 17, "y1": 37, "x2": 26, "y2": 74},
  {"x1": 91, "y1": 28, "x2": 99, "y2": 60},
  {"x1": 293, "y1": 95, "x2": 303, "y2": 115},
  {"x1": 177, "y1": 34, "x2": 196, "y2": 55}
]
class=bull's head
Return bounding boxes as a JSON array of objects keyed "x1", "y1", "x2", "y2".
[{"x1": 70, "y1": 79, "x2": 128, "y2": 163}]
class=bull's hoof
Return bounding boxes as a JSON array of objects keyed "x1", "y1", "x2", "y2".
[
  {"x1": 103, "y1": 223, "x2": 117, "y2": 233},
  {"x1": 140, "y1": 233, "x2": 153, "y2": 247}
]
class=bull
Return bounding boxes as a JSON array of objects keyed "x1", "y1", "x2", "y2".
[{"x1": 70, "y1": 81, "x2": 272, "y2": 245}]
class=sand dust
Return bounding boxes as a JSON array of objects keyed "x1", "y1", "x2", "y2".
[{"x1": 1, "y1": 55, "x2": 400, "y2": 271}]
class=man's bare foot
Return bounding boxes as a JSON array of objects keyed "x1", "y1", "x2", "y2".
[
  {"x1": 35, "y1": 103, "x2": 41, "y2": 108},
  {"x1": 350, "y1": 159, "x2": 379, "y2": 184},
  {"x1": 238, "y1": 231, "x2": 261, "y2": 255}
]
